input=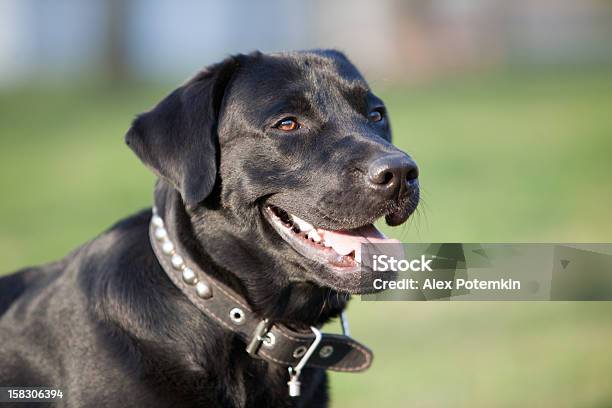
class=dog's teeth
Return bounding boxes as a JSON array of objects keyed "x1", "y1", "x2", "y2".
[
  {"x1": 307, "y1": 229, "x2": 321, "y2": 243},
  {"x1": 290, "y1": 214, "x2": 314, "y2": 233}
]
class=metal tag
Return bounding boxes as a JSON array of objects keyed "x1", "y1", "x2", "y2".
[{"x1": 287, "y1": 375, "x2": 301, "y2": 397}]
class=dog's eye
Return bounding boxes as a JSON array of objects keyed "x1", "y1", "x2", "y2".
[
  {"x1": 368, "y1": 109, "x2": 384, "y2": 123},
  {"x1": 274, "y1": 117, "x2": 300, "y2": 132}
]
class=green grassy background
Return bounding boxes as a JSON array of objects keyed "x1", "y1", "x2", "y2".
[{"x1": 1, "y1": 69, "x2": 612, "y2": 406}]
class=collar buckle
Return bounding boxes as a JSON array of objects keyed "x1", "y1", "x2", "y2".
[{"x1": 245, "y1": 318, "x2": 273, "y2": 356}]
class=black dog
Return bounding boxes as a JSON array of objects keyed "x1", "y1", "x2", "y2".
[{"x1": 0, "y1": 50, "x2": 419, "y2": 407}]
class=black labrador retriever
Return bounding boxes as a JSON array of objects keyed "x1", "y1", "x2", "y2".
[{"x1": 0, "y1": 50, "x2": 419, "y2": 407}]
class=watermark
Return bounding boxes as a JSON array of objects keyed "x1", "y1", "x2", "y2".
[
  {"x1": 0, "y1": 387, "x2": 64, "y2": 403},
  {"x1": 360, "y1": 243, "x2": 612, "y2": 301}
]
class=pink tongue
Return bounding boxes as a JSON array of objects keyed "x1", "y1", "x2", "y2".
[{"x1": 321, "y1": 225, "x2": 401, "y2": 263}]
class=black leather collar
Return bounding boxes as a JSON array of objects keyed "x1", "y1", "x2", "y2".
[{"x1": 148, "y1": 207, "x2": 373, "y2": 397}]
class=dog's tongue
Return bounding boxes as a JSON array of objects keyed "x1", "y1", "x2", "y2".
[{"x1": 321, "y1": 225, "x2": 401, "y2": 263}]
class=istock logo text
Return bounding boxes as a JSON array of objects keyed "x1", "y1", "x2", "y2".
[{"x1": 372, "y1": 255, "x2": 433, "y2": 272}]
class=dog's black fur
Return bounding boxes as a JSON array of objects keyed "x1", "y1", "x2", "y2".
[{"x1": 0, "y1": 50, "x2": 419, "y2": 407}]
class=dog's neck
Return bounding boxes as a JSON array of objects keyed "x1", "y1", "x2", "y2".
[
  {"x1": 153, "y1": 181, "x2": 348, "y2": 329},
  {"x1": 86, "y1": 182, "x2": 359, "y2": 406}
]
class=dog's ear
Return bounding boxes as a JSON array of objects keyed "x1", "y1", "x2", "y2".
[{"x1": 125, "y1": 57, "x2": 240, "y2": 206}]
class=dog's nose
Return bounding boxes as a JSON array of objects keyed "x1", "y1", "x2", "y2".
[{"x1": 367, "y1": 154, "x2": 419, "y2": 199}]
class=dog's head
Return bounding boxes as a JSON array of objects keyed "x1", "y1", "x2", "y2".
[{"x1": 126, "y1": 50, "x2": 419, "y2": 296}]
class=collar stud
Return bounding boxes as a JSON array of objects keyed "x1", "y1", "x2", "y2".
[{"x1": 195, "y1": 281, "x2": 213, "y2": 299}]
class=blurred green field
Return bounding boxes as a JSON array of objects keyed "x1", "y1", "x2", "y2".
[{"x1": 1, "y1": 69, "x2": 612, "y2": 407}]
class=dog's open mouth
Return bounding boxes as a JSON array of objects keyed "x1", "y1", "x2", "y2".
[{"x1": 264, "y1": 205, "x2": 399, "y2": 271}]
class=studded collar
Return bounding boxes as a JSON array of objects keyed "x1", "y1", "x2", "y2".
[{"x1": 148, "y1": 206, "x2": 373, "y2": 397}]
